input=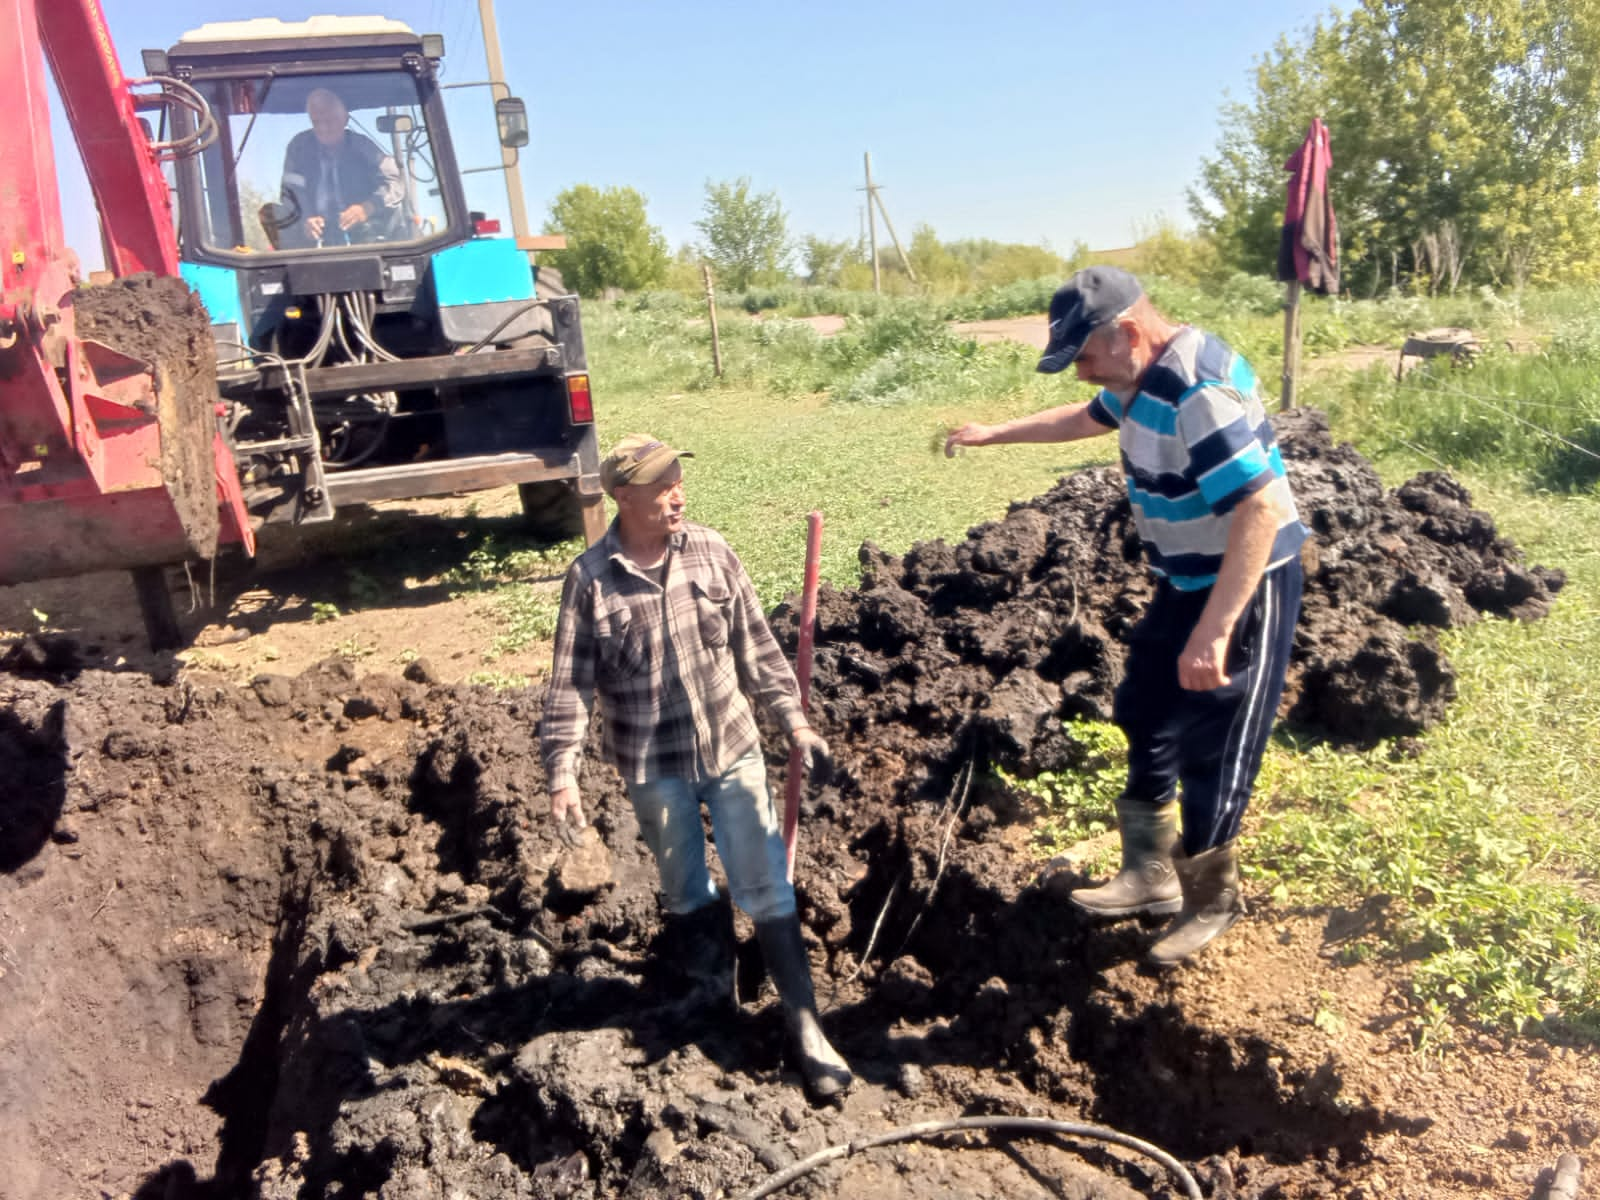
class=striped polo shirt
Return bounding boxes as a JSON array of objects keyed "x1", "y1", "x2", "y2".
[{"x1": 1085, "y1": 326, "x2": 1305, "y2": 591}]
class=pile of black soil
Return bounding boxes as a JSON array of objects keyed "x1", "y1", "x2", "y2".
[{"x1": 770, "y1": 408, "x2": 1564, "y2": 804}]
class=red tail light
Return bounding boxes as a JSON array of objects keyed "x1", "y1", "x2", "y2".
[
  {"x1": 566, "y1": 373, "x2": 593, "y2": 424},
  {"x1": 473, "y1": 217, "x2": 502, "y2": 236}
]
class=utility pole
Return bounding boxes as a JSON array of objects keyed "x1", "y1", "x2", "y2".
[
  {"x1": 476, "y1": 0, "x2": 531, "y2": 243},
  {"x1": 863, "y1": 152, "x2": 881, "y2": 293},
  {"x1": 860, "y1": 151, "x2": 916, "y2": 291}
]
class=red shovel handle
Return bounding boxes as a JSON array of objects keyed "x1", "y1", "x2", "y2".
[{"x1": 784, "y1": 511, "x2": 824, "y2": 881}]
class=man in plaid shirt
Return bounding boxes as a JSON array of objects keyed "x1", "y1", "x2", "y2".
[{"x1": 541, "y1": 434, "x2": 852, "y2": 1099}]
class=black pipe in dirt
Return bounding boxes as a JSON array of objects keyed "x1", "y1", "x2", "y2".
[{"x1": 735, "y1": 1114, "x2": 1203, "y2": 1200}]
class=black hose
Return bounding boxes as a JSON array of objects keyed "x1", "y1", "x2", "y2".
[
  {"x1": 735, "y1": 1114, "x2": 1203, "y2": 1200},
  {"x1": 461, "y1": 300, "x2": 546, "y2": 355}
]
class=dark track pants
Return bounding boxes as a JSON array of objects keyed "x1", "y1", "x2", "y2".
[{"x1": 1112, "y1": 558, "x2": 1303, "y2": 855}]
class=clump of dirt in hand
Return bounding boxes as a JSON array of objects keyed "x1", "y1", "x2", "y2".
[
  {"x1": 771, "y1": 408, "x2": 1564, "y2": 795},
  {"x1": 71, "y1": 273, "x2": 221, "y2": 558}
]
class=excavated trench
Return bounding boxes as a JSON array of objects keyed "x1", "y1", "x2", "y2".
[{"x1": 0, "y1": 411, "x2": 1573, "y2": 1199}]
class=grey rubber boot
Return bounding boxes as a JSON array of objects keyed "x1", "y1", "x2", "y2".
[
  {"x1": 1068, "y1": 795, "x2": 1183, "y2": 918},
  {"x1": 1148, "y1": 840, "x2": 1244, "y2": 966},
  {"x1": 754, "y1": 916, "x2": 853, "y2": 1101}
]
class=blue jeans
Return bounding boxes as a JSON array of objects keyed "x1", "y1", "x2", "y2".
[{"x1": 625, "y1": 750, "x2": 795, "y2": 921}]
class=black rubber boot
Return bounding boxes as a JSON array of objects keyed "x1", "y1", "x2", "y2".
[
  {"x1": 1068, "y1": 794, "x2": 1183, "y2": 919},
  {"x1": 660, "y1": 894, "x2": 736, "y2": 1011},
  {"x1": 1148, "y1": 840, "x2": 1244, "y2": 966},
  {"x1": 754, "y1": 915, "x2": 853, "y2": 1101}
]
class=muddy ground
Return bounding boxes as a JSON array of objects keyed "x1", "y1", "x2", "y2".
[{"x1": 1, "y1": 413, "x2": 1593, "y2": 1200}]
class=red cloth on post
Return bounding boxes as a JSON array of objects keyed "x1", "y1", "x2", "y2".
[{"x1": 1277, "y1": 118, "x2": 1339, "y2": 295}]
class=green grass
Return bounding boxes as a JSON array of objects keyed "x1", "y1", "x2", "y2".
[
  {"x1": 584, "y1": 300, "x2": 1106, "y2": 600},
  {"x1": 1302, "y1": 353, "x2": 1600, "y2": 492},
  {"x1": 440, "y1": 534, "x2": 578, "y2": 659},
  {"x1": 1248, "y1": 479, "x2": 1600, "y2": 1040},
  {"x1": 562, "y1": 279, "x2": 1600, "y2": 1041}
]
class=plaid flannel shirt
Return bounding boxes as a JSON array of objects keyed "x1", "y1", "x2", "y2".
[{"x1": 540, "y1": 521, "x2": 808, "y2": 792}]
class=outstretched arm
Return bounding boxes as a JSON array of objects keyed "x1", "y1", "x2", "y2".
[{"x1": 945, "y1": 400, "x2": 1114, "y2": 456}]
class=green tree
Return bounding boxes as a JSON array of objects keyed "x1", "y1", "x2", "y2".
[
  {"x1": 906, "y1": 224, "x2": 968, "y2": 294},
  {"x1": 1128, "y1": 217, "x2": 1224, "y2": 286},
  {"x1": 800, "y1": 234, "x2": 859, "y2": 286},
  {"x1": 944, "y1": 238, "x2": 1070, "y2": 288},
  {"x1": 695, "y1": 177, "x2": 790, "y2": 290},
  {"x1": 1190, "y1": 0, "x2": 1600, "y2": 291},
  {"x1": 542, "y1": 184, "x2": 669, "y2": 296}
]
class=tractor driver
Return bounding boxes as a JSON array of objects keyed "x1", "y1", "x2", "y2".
[{"x1": 274, "y1": 88, "x2": 404, "y2": 248}]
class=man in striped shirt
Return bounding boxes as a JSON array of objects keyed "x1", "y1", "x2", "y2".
[
  {"x1": 945, "y1": 267, "x2": 1306, "y2": 964},
  {"x1": 541, "y1": 434, "x2": 851, "y2": 1098}
]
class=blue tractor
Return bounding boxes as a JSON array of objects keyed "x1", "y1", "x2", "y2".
[{"x1": 148, "y1": 15, "x2": 605, "y2": 545}]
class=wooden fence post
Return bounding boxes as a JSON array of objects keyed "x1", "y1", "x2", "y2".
[
  {"x1": 702, "y1": 264, "x2": 723, "y2": 378},
  {"x1": 1281, "y1": 279, "x2": 1302, "y2": 411}
]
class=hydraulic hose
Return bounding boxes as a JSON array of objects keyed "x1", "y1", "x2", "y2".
[{"x1": 734, "y1": 1114, "x2": 1203, "y2": 1200}]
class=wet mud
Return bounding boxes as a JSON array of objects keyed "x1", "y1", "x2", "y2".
[{"x1": 1, "y1": 413, "x2": 1589, "y2": 1200}]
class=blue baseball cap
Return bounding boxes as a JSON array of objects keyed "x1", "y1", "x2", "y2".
[{"x1": 1037, "y1": 267, "x2": 1144, "y2": 373}]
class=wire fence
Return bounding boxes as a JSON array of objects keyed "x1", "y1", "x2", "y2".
[
  {"x1": 1421, "y1": 374, "x2": 1600, "y2": 464},
  {"x1": 1383, "y1": 356, "x2": 1600, "y2": 480}
]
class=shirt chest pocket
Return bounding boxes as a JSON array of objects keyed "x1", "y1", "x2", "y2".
[
  {"x1": 690, "y1": 578, "x2": 731, "y2": 649},
  {"x1": 594, "y1": 600, "x2": 649, "y2": 676}
]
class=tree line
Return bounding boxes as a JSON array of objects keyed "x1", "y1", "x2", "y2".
[{"x1": 540, "y1": 178, "x2": 1082, "y2": 298}]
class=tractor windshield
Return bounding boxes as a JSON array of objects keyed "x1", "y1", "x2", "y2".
[{"x1": 186, "y1": 70, "x2": 451, "y2": 255}]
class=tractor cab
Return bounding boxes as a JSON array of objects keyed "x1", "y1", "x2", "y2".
[
  {"x1": 138, "y1": 16, "x2": 604, "y2": 545},
  {"x1": 151, "y1": 17, "x2": 474, "y2": 264}
]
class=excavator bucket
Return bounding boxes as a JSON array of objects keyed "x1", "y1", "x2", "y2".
[{"x1": 0, "y1": 276, "x2": 250, "y2": 584}]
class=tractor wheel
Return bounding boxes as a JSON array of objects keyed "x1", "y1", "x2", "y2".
[
  {"x1": 131, "y1": 565, "x2": 183, "y2": 651},
  {"x1": 519, "y1": 481, "x2": 605, "y2": 545}
]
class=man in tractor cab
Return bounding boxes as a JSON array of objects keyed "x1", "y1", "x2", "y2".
[
  {"x1": 273, "y1": 87, "x2": 403, "y2": 248},
  {"x1": 540, "y1": 435, "x2": 853, "y2": 1102},
  {"x1": 944, "y1": 267, "x2": 1306, "y2": 966}
]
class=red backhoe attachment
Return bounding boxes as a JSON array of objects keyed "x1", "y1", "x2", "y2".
[{"x1": 0, "y1": 0, "x2": 253, "y2": 642}]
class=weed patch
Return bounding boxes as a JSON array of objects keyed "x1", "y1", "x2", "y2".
[{"x1": 998, "y1": 718, "x2": 1127, "y2": 855}]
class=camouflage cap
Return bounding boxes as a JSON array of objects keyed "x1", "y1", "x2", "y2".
[{"x1": 599, "y1": 433, "x2": 693, "y2": 494}]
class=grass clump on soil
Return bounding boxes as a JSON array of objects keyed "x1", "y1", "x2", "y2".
[
  {"x1": 571, "y1": 279, "x2": 1600, "y2": 1042},
  {"x1": 1000, "y1": 718, "x2": 1127, "y2": 856},
  {"x1": 440, "y1": 533, "x2": 578, "y2": 659}
]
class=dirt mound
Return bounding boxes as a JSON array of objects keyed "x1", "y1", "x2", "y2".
[{"x1": 768, "y1": 409, "x2": 1563, "y2": 805}]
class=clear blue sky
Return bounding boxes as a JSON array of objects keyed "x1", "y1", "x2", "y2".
[{"x1": 50, "y1": 0, "x2": 1336, "y2": 266}]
